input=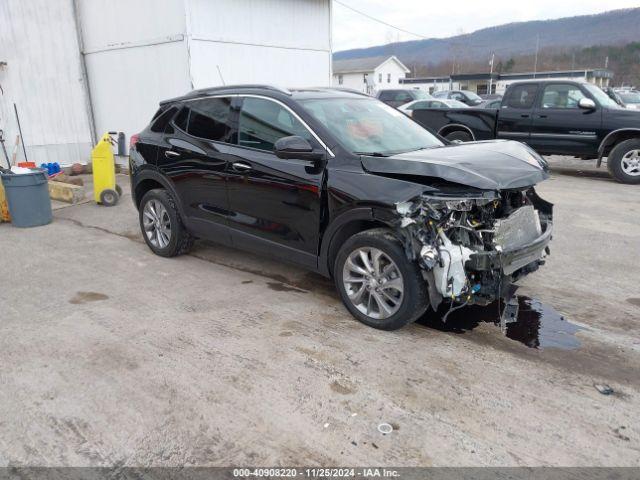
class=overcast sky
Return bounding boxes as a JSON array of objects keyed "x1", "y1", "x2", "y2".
[{"x1": 333, "y1": 0, "x2": 640, "y2": 52}]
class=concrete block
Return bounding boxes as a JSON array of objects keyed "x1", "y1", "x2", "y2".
[{"x1": 48, "y1": 181, "x2": 85, "y2": 204}]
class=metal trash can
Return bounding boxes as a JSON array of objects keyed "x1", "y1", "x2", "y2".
[{"x1": 0, "y1": 169, "x2": 53, "y2": 228}]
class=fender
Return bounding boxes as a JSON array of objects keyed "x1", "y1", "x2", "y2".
[
  {"x1": 131, "y1": 166, "x2": 187, "y2": 218},
  {"x1": 318, "y1": 207, "x2": 375, "y2": 277},
  {"x1": 597, "y1": 128, "x2": 640, "y2": 167},
  {"x1": 438, "y1": 123, "x2": 476, "y2": 141},
  {"x1": 317, "y1": 207, "x2": 396, "y2": 277}
]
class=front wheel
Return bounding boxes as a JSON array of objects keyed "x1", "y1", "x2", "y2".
[
  {"x1": 607, "y1": 138, "x2": 640, "y2": 184},
  {"x1": 334, "y1": 228, "x2": 429, "y2": 330}
]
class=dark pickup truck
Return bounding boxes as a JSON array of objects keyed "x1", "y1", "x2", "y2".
[{"x1": 412, "y1": 80, "x2": 640, "y2": 183}]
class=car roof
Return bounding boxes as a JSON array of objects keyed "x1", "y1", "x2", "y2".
[{"x1": 160, "y1": 85, "x2": 368, "y2": 105}]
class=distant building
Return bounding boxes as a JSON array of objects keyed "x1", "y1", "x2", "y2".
[
  {"x1": 332, "y1": 56, "x2": 410, "y2": 94},
  {"x1": 401, "y1": 68, "x2": 614, "y2": 95}
]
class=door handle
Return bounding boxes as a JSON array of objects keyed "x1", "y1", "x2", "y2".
[
  {"x1": 232, "y1": 161, "x2": 252, "y2": 172},
  {"x1": 536, "y1": 114, "x2": 548, "y2": 119},
  {"x1": 164, "y1": 150, "x2": 180, "y2": 158},
  {"x1": 520, "y1": 114, "x2": 530, "y2": 118}
]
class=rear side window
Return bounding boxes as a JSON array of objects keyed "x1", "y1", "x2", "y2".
[
  {"x1": 378, "y1": 91, "x2": 396, "y2": 101},
  {"x1": 505, "y1": 84, "x2": 538, "y2": 109},
  {"x1": 187, "y1": 97, "x2": 234, "y2": 143},
  {"x1": 150, "y1": 106, "x2": 178, "y2": 133}
]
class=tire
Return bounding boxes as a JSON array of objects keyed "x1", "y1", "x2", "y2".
[
  {"x1": 445, "y1": 130, "x2": 473, "y2": 142},
  {"x1": 334, "y1": 228, "x2": 429, "y2": 331},
  {"x1": 115, "y1": 184, "x2": 123, "y2": 197},
  {"x1": 607, "y1": 138, "x2": 640, "y2": 184},
  {"x1": 139, "y1": 188, "x2": 194, "y2": 257},
  {"x1": 100, "y1": 189, "x2": 119, "y2": 207}
]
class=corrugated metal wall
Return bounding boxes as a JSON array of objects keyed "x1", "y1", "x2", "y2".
[
  {"x1": 0, "y1": 0, "x2": 93, "y2": 166},
  {"x1": 77, "y1": 0, "x2": 191, "y2": 144},
  {"x1": 187, "y1": 0, "x2": 332, "y2": 89},
  {"x1": 0, "y1": 0, "x2": 331, "y2": 165}
]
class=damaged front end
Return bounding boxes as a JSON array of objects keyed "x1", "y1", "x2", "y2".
[{"x1": 393, "y1": 187, "x2": 553, "y2": 318}]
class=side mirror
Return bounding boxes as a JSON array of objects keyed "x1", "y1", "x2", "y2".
[
  {"x1": 274, "y1": 136, "x2": 324, "y2": 161},
  {"x1": 578, "y1": 98, "x2": 596, "y2": 110}
]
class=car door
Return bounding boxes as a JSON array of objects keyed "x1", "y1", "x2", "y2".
[
  {"x1": 224, "y1": 96, "x2": 326, "y2": 268},
  {"x1": 155, "y1": 96, "x2": 237, "y2": 244},
  {"x1": 527, "y1": 83, "x2": 601, "y2": 155},
  {"x1": 496, "y1": 83, "x2": 539, "y2": 142}
]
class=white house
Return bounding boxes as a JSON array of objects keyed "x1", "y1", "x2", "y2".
[
  {"x1": 0, "y1": 0, "x2": 332, "y2": 166},
  {"x1": 332, "y1": 56, "x2": 410, "y2": 94}
]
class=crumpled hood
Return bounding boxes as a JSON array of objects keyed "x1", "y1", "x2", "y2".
[{"x1": 361, "y1": 140, "x2": 549, "y2": 190}]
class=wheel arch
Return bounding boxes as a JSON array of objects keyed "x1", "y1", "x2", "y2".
[
  {"x1": 597, "y1": 128, "x2": 640, "y2": 167},
  {"x1": 437, "y1": 123, "x2": 476, "y2": 141},
  {"x1": 318, "y1": 207, "x2": 396, "y2": 278},
  {"x1": 132, "y1": 170, "x2": 186, "y2": 217}
]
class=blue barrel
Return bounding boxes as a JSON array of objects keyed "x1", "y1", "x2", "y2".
[{"x1": 0, "y1": 169, "x2": 53, "y2": 228}]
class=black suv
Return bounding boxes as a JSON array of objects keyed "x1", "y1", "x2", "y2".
[{"x1": 130, "y1": 85, "x2": 553, "y2": 330}]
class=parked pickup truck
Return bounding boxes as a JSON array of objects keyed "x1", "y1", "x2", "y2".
[{"x1": 411, "y1": 80, "x2": 640, "y2": 184}]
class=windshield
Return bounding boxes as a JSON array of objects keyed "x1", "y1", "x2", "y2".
[
  {"x1": 300, "y1": 97, "x2": 444, "y2": 156},
  {"x1": 583, "y1": 84, "x2": 620, "y2": 109},
  {"x1": 462, "y1": 91, "x2": 482, "y2": 101},
  {"x1": 619, "y1": 91, "x2": 640, "y2": 104}
]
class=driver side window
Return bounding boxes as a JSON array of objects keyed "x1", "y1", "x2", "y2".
[
  {"x1": 541, "y1": 84, "x2": 587, "y2": 109},
  {"x1": 238, "y1": 97, "x2": 313, "y2": 152}
]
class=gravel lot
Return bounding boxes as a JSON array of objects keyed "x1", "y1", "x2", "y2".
[{"x1": 0, "y1": 157, "x2": 639, "y2": 467}]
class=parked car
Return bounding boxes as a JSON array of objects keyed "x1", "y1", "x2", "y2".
[
  {"x1": 376, "y1": 89, "x2": 432, "y2": 108},
  {"x1": 433, "y1": 90, "x2": 483, "y2": 106},
  {"x1": 476, "y1": 98, "x2": 503, "y2": 109},
  {"x1": 411, "y1": 80, "x2": 640, "y2": 183},
  {"x1": 130, "y1": 85, "x2": 553, "y2": 331},
  {"x1": 480, "y1": 94, "x2": 503, "y2": 101},
  {"x1": 616, "y1": 89, "x2": 640, "y2": 111},
  {"x1": 398, "y1": 99, "x2": 468, "y2": 116}
]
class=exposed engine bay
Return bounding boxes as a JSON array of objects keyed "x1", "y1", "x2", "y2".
[{"x1": 394, "y1": 187, "x2": 553, "y2": 318}]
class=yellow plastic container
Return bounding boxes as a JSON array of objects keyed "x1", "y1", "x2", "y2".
[
  {"x1": 92, "y1": 132, "x2": 121, "y2": 206},
  {"x1": 0, "y1": 180, "x2": 10, "y2": 222}
]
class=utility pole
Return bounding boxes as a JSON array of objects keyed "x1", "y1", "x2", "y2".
[
  {"x1": 533, "y1": 34, "x2": 539, "y2": 77},
  {"x1": 488, "y1": 53, "x2": 495, "y2": 94}
]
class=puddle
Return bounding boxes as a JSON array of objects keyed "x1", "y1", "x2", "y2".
[{"x1": 419, "y1": 296, "x2": 583, "y2": 350}]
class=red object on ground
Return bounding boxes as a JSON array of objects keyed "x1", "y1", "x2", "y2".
[{"x1": 17, "y1": 162, "x2": 36, "y2": 168}]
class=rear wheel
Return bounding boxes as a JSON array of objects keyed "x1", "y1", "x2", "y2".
[
  {"x1": 607, "y1": 138, "x2": 640, "y2": 184},
  {"x1": 445, "y1": 130, "x2": 473, "y2": 142},
  {"x1": 139, "y1": 189, "x2": 193, "y2": 257},
  {"x1": 334, "y1": 228, "x2": 428, "y2": 330}
]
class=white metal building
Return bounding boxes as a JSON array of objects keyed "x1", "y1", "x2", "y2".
[
  {"x1": 0, "y1": 0, "x2": 332, "y2": 166},
  {"x1": 332, "y1": 56, "x2": 409, "y2": 95}
]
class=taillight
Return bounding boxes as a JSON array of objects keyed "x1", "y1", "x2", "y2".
[{"x1": 129, "y1": 133, "x2": 140, "y2": 150}]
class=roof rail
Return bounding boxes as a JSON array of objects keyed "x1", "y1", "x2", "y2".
[
  {"x1": 160, "y1": 84, "x2": 292, "y2": 105},
  {"x1": 311, "y1": 87, "x2": 371, "y2": 97}
]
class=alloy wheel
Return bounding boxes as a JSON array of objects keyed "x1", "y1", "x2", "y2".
[
  {"x1": 143, "y1": 199, "x2": 172, "y2": 249},
  {"x1": 621, "y1": 149, "x2": 640, "y2": 176},
  {"x1": 342, "y1": 247, "x2": 404, "y2": 319}
]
